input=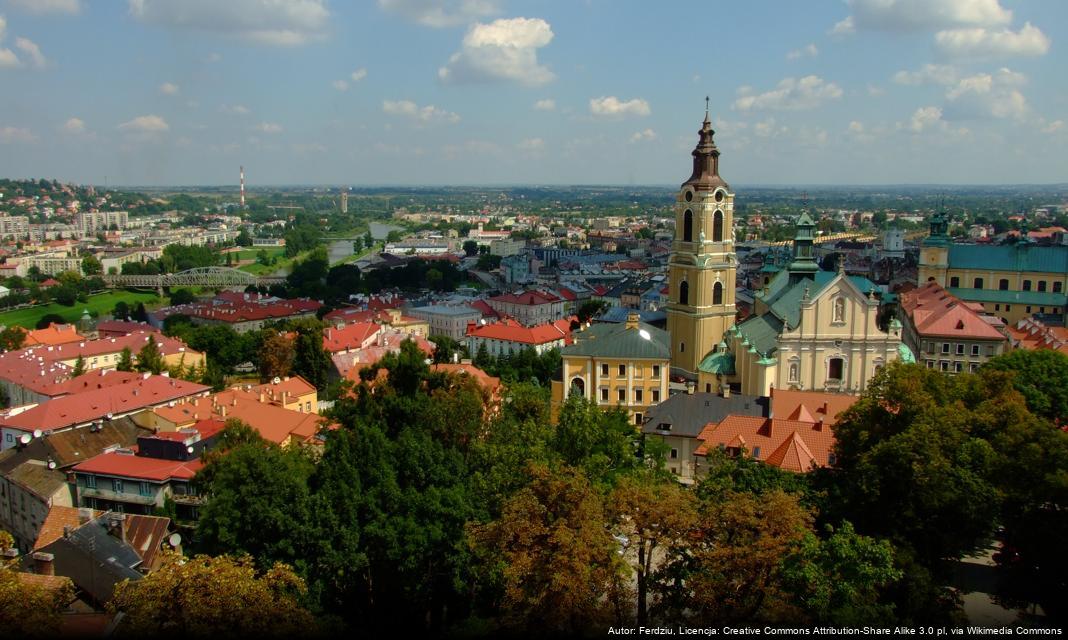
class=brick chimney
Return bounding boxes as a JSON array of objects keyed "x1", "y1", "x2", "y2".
[{"x1": 32, "y1": 552, "x2": 55, "y2": 576}]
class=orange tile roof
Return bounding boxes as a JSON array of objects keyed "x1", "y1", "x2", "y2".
[
  {"x1": 1005, "y1": 318, "x2": 1068, "y2": 354},
  {"x1": 323, "y1": 322, "x2": 380, "y2": 353},
  {"x1": 901, "y1": 281, "x2": 1006, "y2": 341},
  {"x1": 34, "y1": 506, "x2": 100, "y2": 550},
  {"x1": 770, "y1": 388, "x2": 859, "y2": 427},
  {"x1": 18, "y1": 572, "x2": 74, "y2": 593},
  {"x1": 430, "y1": 363, "x2": 502, "y2": 395},
  {"x1": 73, "y1": 448, "x2": 204, "y2": 482},
  {"x1": 694, "y1": 415, "x2": 836, "y2": 473},
  {"x1": 465, "y1": 317, "x2": 572, "y2": 345},
  {"x1": 24, "y1": 323, "x2": 82, "y2": 347},
  {"x1": 148, "y1": 389, "x2": 328, "y2": 445},
  {"x1": 248, "y1": 376, "x2": 317, "y2": 400}
]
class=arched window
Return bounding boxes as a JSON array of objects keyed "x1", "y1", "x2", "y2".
[
  {"x1": 713, "y1": 210, "x2": 724, "y2": 242},
  {"x1": 679, "y1": 280, "x2": 689, "y2": 305},
  {"x1": 833, "y1": 297, "x2": 846, "y2": 323},
  {"x1": 713, "y1": 281, "x2": 723, "y2": 305},
  {"x1": 999, "y1": 279, "x2": 1009, "y2": 291},
  {"x1": 683, "y1": 209, "x2": 693, "y2": 242},
  {"x1": 569, "y1": 377, "x2": 585, "y2": 398},
  {"x1": 828, "y1": 358, "x2": 844, "y2": 381}
]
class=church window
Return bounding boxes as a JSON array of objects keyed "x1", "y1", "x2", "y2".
[
  {"x1": 999, "y1": 279, "x2": 1009, "y2": 290},
  {"x1": 713, "y1": 210, "x2": 724, "y2": 242},
  {"x1": 973, "y1": 278, "x2": 983, "y2": 289},
  {"x1": 1023, "y1": 280, "x2": 1032, "y2": 291},
  {"x1": 950, "y1": 277, "x2": 960, "y2": 287},
  {"x1": 683, "y1": 210, "x2": 693, "y2": 242},
  {"x1": 1038, "y1": 281, "x2": 1047, "y2": 292},
  {"x1": 680, "y1": 342, "x2": 685, "y2": 353},
  {"x1": 827, "y1": 358, "x2": 844, "y2": 381},
  {"x1": 570, "y1": 377, "x2": 585, "y2": 398},
  {"x1": 832, "y1": 297, "x2": 846, "y2": 323},
  {"x1": 679, "y1": 281, "x2": 689, "y2": 305},
  {"x1": 600, "y1": 388, "x2": 609, "y2": 402},
  {"x1": 618, "y1": 364, "x2": 626, "y2": 377},
  {"x1": 713, "y1": 282, "x2": 723, "y2": 305},
  {"x1": 788, "y1": 362, "x2": 799, "y2": 383}
]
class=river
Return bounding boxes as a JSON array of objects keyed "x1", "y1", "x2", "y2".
[{"x1": 272, "y1": 222, "x2": 405, "y2": 277}]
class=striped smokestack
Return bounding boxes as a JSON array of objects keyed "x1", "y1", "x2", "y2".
[{"x1": 240, "y1": 165, "x2": 246, "y2": 208}]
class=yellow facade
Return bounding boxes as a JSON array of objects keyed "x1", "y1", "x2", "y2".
[
  {"x1": 552, "y1": 355, "x2": 670, "y2": 426},
  {"x1": 56, "y1": 347, "x2": 205, "y2": 373}
]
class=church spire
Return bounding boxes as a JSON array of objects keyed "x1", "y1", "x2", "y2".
[
  {"x1": 787, "y1": 211, "x2": 820, "y2": 281},
  {"x1": 683, "y1": 100, "x2": 728, "y2": 191}
]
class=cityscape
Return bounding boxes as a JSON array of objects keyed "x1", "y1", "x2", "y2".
[{"x1": 0, "y1": 1, "x2": 1066, "y2": 637}]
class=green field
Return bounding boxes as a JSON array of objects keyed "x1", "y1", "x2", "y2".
[
  {"x1": 229, "y1": 247, "x2": 285, "y2": 262},
  {"x1": 0, "y1": 290, "x2": 162, "y2": 329}
]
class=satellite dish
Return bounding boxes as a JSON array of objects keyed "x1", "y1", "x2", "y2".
[
  {"x1": 186, "y1": 446, "x2": 194, "y2": 454},
  {"x1": 168, "y1": 533, "x2": 182, "y2": 547},
  {"x1": 19, "y1": 433, "x2": 31, "y2": 445},
  {"x1": 47, "y1": 460, "x2": 57, "y2": 470},
  {"x1": 33, "y1": 429, "x2": 42, "y2": 438}
]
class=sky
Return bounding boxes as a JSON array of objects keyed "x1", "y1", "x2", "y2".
[{"x1": 0, "y1": 0, "x2": 1065, "y2": 186}]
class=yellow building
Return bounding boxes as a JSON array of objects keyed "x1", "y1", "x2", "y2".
[
  {"x1": 550, "y1": 313, "x2": 670, "y2": 426},
  {"x1": 918, "y1": 213, "x2": 1067, "y2": 325},
  {"x1": 665, "y1": 108, "x2": 738, "y2": 378},
  {"x1": 697, "y1": 214, "x2": 907, "y2": 397}
]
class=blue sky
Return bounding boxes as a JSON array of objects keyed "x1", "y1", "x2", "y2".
[{"x1": 0, "y1": 0, "x2": 1065, "y2": 186}]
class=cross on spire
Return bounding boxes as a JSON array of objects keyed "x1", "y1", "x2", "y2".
[{"x1": 705, "y1": 95, "x2": 710, "y2": 113}]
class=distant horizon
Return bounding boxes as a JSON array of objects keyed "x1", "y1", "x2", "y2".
[{"x1": 81, "y1": 181, "x2": 1068, "y2": 191}]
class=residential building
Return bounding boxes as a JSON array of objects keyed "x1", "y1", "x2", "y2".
[
  {"x1": 768, "y1": 388, "x2": 860, "y2": 426},
  {"x1": 156, "y1": 294, "x2": 322, "y2": 333},
  {"x1": 247, "y1": 376, "x2": 318, "y2": 414},
  {"x1": 1004, "y1": 317, "x2": 1068, "y2": 355},
  {"x1": 323, "y1": 322, "x2": 381, "y2": 354},
  {"x1": 0, "y1": 456, "x2": 73, "y2": 554},
  {"x1": 918, "y1": 214, "x2": 1068, "y2": 325},
  {"x1": 0, "y1": 215, "x2": 30, "y2": 238},
  {"x1": 78, "y1": 211, "x2": 129, "y2": 233},
  {"x1": 487, "y1": 290, "x2": 566, "y2": 326},
  {"x1": 899, "y1": 281, "x2": 1010, "y2": 374},
  {"x1": 551, "y1": 312, "x2": 670, "y2": 425},
  {"x1": 331, "y1": 331, "x2": 436, "y2": 378},
  {"x1": 641, "y1": 390, "x2": 768, "y2": 483},
  {"x1": 408, "y1": 304, "x2": 482, "y2": 340},
  {"x1": 23, "y1": 323, "x2": 82, "y2": 347},
  {"x1": 693, "y1": 411, "x2": 839, "y2": 475},
  {"x1": 466, "y1": 317, "x2": 572, "y2": 358}
]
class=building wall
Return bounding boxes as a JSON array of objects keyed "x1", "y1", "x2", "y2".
[
  {"x1": 0, "y1": 469, "x2": 72, "y2": 553},
  {"x1": 552, "y1": 356, "x2": 669, "y2": 425},
  {"x1": 409, "y1": 308, "x2": 481, "y2": 340},
  {"x1": 644, "y1": 432, "x2": 701, "y2": 483},
  {"x1": 467, "y1": 335, "x2": 562, "y2": 358}
]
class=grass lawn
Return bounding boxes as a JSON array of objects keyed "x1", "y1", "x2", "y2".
[
  {"x1": 0, "y1": 290, "x2": 162, "y2": 329},
  {"x1": 230, "y1": 247, "x2": 284, "y2": 262}
]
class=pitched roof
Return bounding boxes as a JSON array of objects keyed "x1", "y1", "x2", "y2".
[
  {"x1": 24, "y1": 323, "x2": 82, "y2": 346},
  {"x1": 694, "y1": 415, "x2": 836, "y2": 473},
  {"x1": 73, "y1": 448, "x2": 204, "y2": 482},
  {"x1": 147, "y1": 389, "x2": 328, "y2": 444},
  {"x1": 562, "y1": 319, "x2": 669, "y2": 360},
  {"x1": 769, "y1": 388, "x2": 860, "y2": 427},
  {"x1": 901, "y1": 282, "x2": 1007, "y2": 341},
  {"x1": 6, "y1": 459, "x2": 68, "y2": 500},
  {"x1": 467, "y1": 317, "x2": 572, "y2": 346},
  {"x1": 430, "y1": 363, "x2": 502, "y2": 396},
  {"x1": 322, "y1": 322, "x2": 380, "y2": 353},
  {"x1": 642, "y1": 392, "x2": 769, "y2": 438},
  {"x1": 488, "y1": 290, "x2": 561, "y2": 306}
]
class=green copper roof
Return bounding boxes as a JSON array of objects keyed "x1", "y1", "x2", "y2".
[
  {"x1": 698, "y1": 351, "x2": 736, "y2": 375},
  {"x1": 898, "y1": 343, "x2": 916, "y2": 364},
  {"x1": 562, "y1": 320, "x2": 671, "y2": 360},
  {"x1": 946, "y1": 243, "x2": 1068, "y2": 274},
  {"x1": 757, "y1": 356, "x2": 778, "y2": 366},
  {"x1": 735, "y1": 313, "x2": 783, "y2": 356},
  {"x1": 796, "y1": 211, "x2": 816, "y2": 227}
]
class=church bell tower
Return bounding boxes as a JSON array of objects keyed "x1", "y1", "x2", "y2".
[{"x1": 666, "y1": 102, "x2": 738, "y2": 377}]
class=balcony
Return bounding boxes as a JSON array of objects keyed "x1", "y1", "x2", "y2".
[{"x1": 78, "y1": 486, "x2": 159, "y2": 507}]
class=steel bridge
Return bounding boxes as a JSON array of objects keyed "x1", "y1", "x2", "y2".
[{"x1": 103, "y1": 267, "x2": 287, "y2": 292}]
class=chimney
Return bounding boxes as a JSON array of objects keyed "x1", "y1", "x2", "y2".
[
  {"x1": 219, "y1": 405, "x2": 227, "y2": 418},
  {"x1": 32, "y1": 552, "x2": 55, "y2": 576},
  {"x1": 108, "y1": 513, "x2": 127, "y2": 545},
  {"x1": 625, "y1": 312, "x2": 640, "y2": 330},
  {"x1": 259, "y1": 392, "x2": 266, "y2": 403},
  {"x1": 722, "y1": 385, "x2": 731, "y2": 399}
]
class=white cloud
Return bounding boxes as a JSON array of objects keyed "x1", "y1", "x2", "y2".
[
  {"x1": 14, "y1": 37, "x2": 45, "y2": 67},
  {"x1": 935, "y1": 23, "x2": 1050, "y2": 58},
  {"x1": 221, "y1": 104, "x2": 251, "y2": 115},
  {"x1": 629, "y1": 129, "x2": 657, "y2": 143},
  {"x1": 848, "y1": 121, "x2": 865, "y2": 134},
  {"x1": 733, "y1": 76, "x2": 843, "y2": 111},
  {"x1": 842, "y1": 0, "x2": 1011, "y2": 32},
  {"x1": 438, "y1": 17, "x2": 554, "y2": 86},
  {"x1": 0, "y1": 48, "x2": 16, "y2": 68},
  {"x1": 1041, "y1": 120, "x2": 1064, "y2": 134},
  {"x1": 0, "y1": 126, "x2": 35, "y2": 143},
  {"x1": 944, "y1": 68, "x2": 1029, "y2": 120},
  {"x1": 908, "y1": 106, "x2": 944, "y2": 132},
  {"x1": 127, "y1": 0, "x2": 330, "y2": 46},
  {"x1": 589, "y1": 96, "x2": 650, "y2": 118},
  {"x1": 350, "y1": 68, "x2": 367, "y2": 82},
  {"x1": 62, "y1": 117, "x2": 85, "y2": 134},
  {"x1": 6, "y1": 0, "x2": 81, "y2": 14},
  {"x1": 533, "y1": 99, "x2": 555, "y2": 111},
  {"x1": 292, "y1": 142, "x2": 326, "y2": 154},
  {"x1": 254, "y1": 122, "x2": 283, "y2": 134},
  {"x1": 786, "y1": 43, "x2": 818, "y2": 60},
  {"x1": 867, "y1": 84, "x2": 886, "y2": 96},
  {"x1": 830, "y1": 16, "x2": 854, "y2": 35},
  {"x1": 377, "y1": 0, "x2": 499, "y2": 28},
  {"x1": 893, "y1": 64, "x2": 959, "y2": 85},
  {"x1": 332, "y1": 79, "x2": 349, "y2": 91},
  {"x1": 159, "y1": 82, "x2": 179, "y2": 95},
  {"x1": 753, "y1": 118, "x2": 788, "y2": 138},
  {"x1": 518, "y1": 137, "x2": 544, "y2": 151},
  {"x1": 118, "y1": 114, "x2": 169, "y2": 132},
  {"x1": 382, "y1": 99, "x2": 460, "y2": 125},
  {"x1": 0, "y1": 14, "x2": 5, "y2": 40}
]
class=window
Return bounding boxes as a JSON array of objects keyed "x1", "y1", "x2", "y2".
[
  {"x1": 1039, "y1": 281, "x2": 1047, "y2": 292},
  {"x1": 713, "y1": 281, "x2": 723, "y2": 305},
  {"x1": 617, "y1": 389, "x2": 626, "y2": 402},
  {"x1": 1055, "y1": 282, "x2": 1063, "y2": 293},
  {"x1": 600, "y1": 388, "x2": 609, "y2": 402},
  {"x1": 970, "y1": 363, "x2": 979, "y2": 373},
  {"x1": 954, "y1": 362, "x2": 963, "y2": 373},
  {"x1": 995, "y1": 304, "x2": 1001, "y2": 311},
  {"x1": 833, "y1": 297, "x2": 846, "y2": 323},
  {"x1": 634, "y1": 389, "x2": 643, "y2": 403},
  {"x1": 712, "y1": 210, "x2": 724, "y2": 242},
  {"x1": 4, "y1": 434, "x2": 9, "y2": 443},
  {"x1": 752, "y1": 446, "x2": 762, "y2": 459},
  {"x1": 618, "y1": 364, "x2": 626, "y2": 377},
  {"x1": 828, "y1": 453, "x2": 837, "y2": 466},
  {"x1": 634, "y1": 365, "x2": 643, "y2": 379},
  {"x1": 940, "y1": 361, "x2": 949, "y2": 372},
  {"x1": 658, "y1": 422, "x2": 671, "y2": 432},
  {"x1": 570, "y1": 377, "x2": 585, "y2": 398},
  {"x1": 112, "y1": 479, "x2": 124, "y2": 494},
  {"x1": 941, "y1": 343, "x2": 950, "y2": 354},
  {"x1": 305, "y1": 401, "x2": 311, "y2": 412},
  {"x1": 971, "y1": 344, "x2": 980, "y2": 356},
  {"x1": 679, "y1": 281, "x2": 689, "y2": 305},
  {"x1": 139, "y1": 482, "x2": 152, "y2": 496},
  {"x1": 680, "y1": 342, "x2": 685, "y2": 353},
  {"x1": 652, "y1": 365, "x2": 660, "y2": 378},
  {"x1": 601, "y1": 363, "x2": 609, "y2": 376},
  {"x1": 634, "y1": 413, "x2": 643, "y2": 426},
  {"x1": 956, "y1": 343, "x2": 965, "y2": 355},
  {"x1": 1023, "y1": 280, "x2": 1032, "y2": 291},
  {"x1": 974, "y1": 278, "x2": 984, "y2": 289},
  {"x1": 926, "y1": 360, "x2": 934, "y2": 369},
  {"x1": 83, "y1": 475, "x2": 96, "y2": 489},
  {"x1": 670, "y1": 449, "x2": 679, "y2": 460},
  {"x1": 999, "y1": 279, "x2": 1009, "y2": 291},
  {"x1": 827, "y1": 358, "x2": 844, "y2": 381},
  {"x1": 652, "y1": 389, "x2": 660, "y2": 403},
  {"x1": 705, "y1": 383, "x2": 712, "y2": 392},
  {"x1": 1006, "y1": 305, "x2": 1011, "y2": 311},
  {"x1": 1026, "y1": 306, "x2": 1032, "y2": 313},
  {"x1": 683, "y1": 209, "x2": 693, "y2": 242},
  {"x1": 950, "y1": 276, "x2": 960, "y2": 288}
]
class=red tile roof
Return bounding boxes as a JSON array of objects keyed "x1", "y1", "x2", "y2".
[
  {"x1": 769, "y1": 389, "x2": 859, "y2": 427},
  {"x1": 901, "y1": 281, "x2": 1006, "y2": 341},
  {"x1": 24, "y1": 323, "x2": 82, "y2": 347},
  {"x1": 489, "y1": 290, "x2": 561, "y2": 306},
  {"x1": 148, "y1": 390, "x2": 328, "y2": 445},
  {"x1": 72, "y1": 448, "x2": 204, "y2": 482},
  {"x1": 322, "y1": 322, "x2": 381, "y2": 353},
  {"x1": 469, "y1": 300, "x2": 499, "y2": 319},
  {"x1": 465, "y1": 317, "x2": 572, "y2": 346},
  {"x1": 694, "y1": 415, "x2": 836, "y2": 473}
]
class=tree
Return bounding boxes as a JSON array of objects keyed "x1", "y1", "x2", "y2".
[
  {"x1": 259, "y1": 331, "x2": 295, "y2": 381},
  {"x1": 51, "y1": 285, "x2": 77, "y2": 306},
  {"x1": 112, "y1": 301, "x2": 131, "y2": 320},
  {"x1": 0, "y1": 326, "x2": 26, "y2": 352},
  {"x1": 473, "y1": 341, "x2": 491, "y2": 368},
  {"x1": 135, "y1": 336, "x2": 166, "y2": 375},
  {"x1": 70, "y1": 355, "x2": 86, "y2": 377},
  {"x1": 35, "y1": 314, "x2": 66, "y2": 330},
  {"x1": 292, "y1": 327, "x2": 332, "y2": 390},
  {"x1": 984, "y1": 349, "x2": 1068, "y2": 424},
  {"x1": 107, "y1": 553, "x2": 317, "y2": 638},
  {"x1": 363, "y1": 231, "x2": 373, "y2": 251},
  {"x1": 0, "y1": 531, "x2": 74, "y2": 638},
  {"x1": 81, "y1": 255, "x2": 102, "y2": 275},
  {"x1": 608, "y1": 472, "x2": 698, "y2": 625},
  {"x1": 553, "y1": 395, "x2": 641, "y2": 485},
  {"x1": 429, "y1": 335, "x2": 464, "y2": 364},
  {"x1": 467, "y1": 465, "x2": 629, "y2": 634},
  {"x1": 576, "y1": 300, "x2": 607, "y2": 323},
  {"x1": 462, "y1": 240, "x2": 478, "y2": 256},
  {"x1": 169, "y1": 288, "x2": 196, "y2": 306},
  {"x1": 352, "y1": 238, "x2": 362, "y2": 254},
  {"x1": 476, "y1": 254, "x2": 501, "y2": 271},
  {"x1": 236, "y1": 228, "x2": 253, "y2": 247},
  {"x1": 116, "y1": 347, "x2": 134, "y2": 372}
]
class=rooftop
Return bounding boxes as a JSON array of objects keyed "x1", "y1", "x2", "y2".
[
  {"x1": 642, "y1": 392, "x2": 768, "y2": 438},
  {"x1": 901, "y1": 281, "x2": 1008, "y2": 341}
]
